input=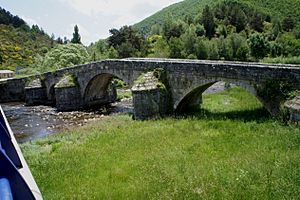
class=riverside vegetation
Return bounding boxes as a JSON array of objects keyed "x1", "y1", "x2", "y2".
[
  {"x1": 22, "y1": 88, "x2": 300, "y2": 199},
  {"x1": 2, "y1": 0, "x2": 300, "y2": 77}
]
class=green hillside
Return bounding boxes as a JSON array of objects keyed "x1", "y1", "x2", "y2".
[
  {"x1": 134, "y1": 0, "x2": 300, "y2": 35},
  {"x1": 0, "y1": 7, "x2": 54, "y2": 72}
]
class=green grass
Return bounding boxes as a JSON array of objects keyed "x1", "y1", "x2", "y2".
[
  {"x1": 117, "y1": 90, "x2": 132, "y2": 101},
  {"x1": 22, "y1": 88, "x2": 300, "y2": 199},
  {"x1": 262, "y1": 56, "x2": 300, "y2": 65}
]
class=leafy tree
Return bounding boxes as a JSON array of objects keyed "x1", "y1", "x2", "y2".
[
  {"x1": 195, "y1": 38, "x2": 208, "y2": 59},
  {"x1": 117, "y1": 42, "x2": 137, "y2": 58},
  {"x1": 282, "y1": 16, "x2": 295, "y2": 32},
  {"x1": 276, "y1": 33, "x2": 300, "y2": 56},
  {"x1": 150, "y1": 24, "x2": 162, "y2": 35},
  {"x1": 217, "y1": 37, "x2": 232, "y2": 60},
  {"x1": 234, "y1": 9, "x2": 247, "y2": 33},
  {"x1": 236, "y1": 45, "x2": 249, "y2": 61},
  {"x1": 228, "y1": 33, "x2": 246, "y2": 59},
  {"x1": 71, "y1": 25, "x2": 81, "y2": 44},
  {"x1": 108, "y1": 26, "x2": 147, "y2": 58},
  {"x1": 147, "y1": 35, "x2": 170, "y2": 58},
  {"x1": 207, "y1": 39, "x2": 219, "y2": 60},
  {"x1": 168, "y1": 37, "x2": 184, "y2": 58},
  {"x1": 162, "y1": 18, "x2": 185, "y2": 40},
  {"x1": 271, "y1": 18, "x2": 282, "y2": 39},
  {"x1": 107, "y1": 46, "x2": 118, "y2": 58},
  {"x1": 36, "y1": 43, "x2": 89, "y2": 72},
  {"x1": 181, "y1": 25, "x2": 197, "y2": 55},
  {"x1": 216, "y1": 25, "x2": 227, "y2": 38},
  {"x1": 250, "y1": 13, "x2": 264, "y2": 32},
  {"x1": 248, "y1": 33, "x2": 270, "y2": 59},
  {"x1": 195, "y1": 24, "x2": 205, "y2": 37},
  {"x1": 201, "y1": 5, "x2": 215, "y2": 39},
  {"x1": 293, "y1": 24, "x2": 300, "y2": 39},
  {"x1": 269, "y1": 41, "x2": 283, "y2": 57}
]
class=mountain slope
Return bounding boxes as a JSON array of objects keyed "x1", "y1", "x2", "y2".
[
  {"x1": 0, "y1": 7, "x2": 54, "y2": 71},
  {"x1": 134, "y1": 0, "x2": 300, "y2": 35}
]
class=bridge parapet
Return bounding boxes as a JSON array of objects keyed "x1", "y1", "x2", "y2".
[{"x1": 0, "y1": 59, "x2": 299, "y2": 121}]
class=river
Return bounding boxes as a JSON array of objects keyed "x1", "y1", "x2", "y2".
[
  {"x1": 1, "y1": 82, "x2": 227, "y2": 143},
  {"x1": 2, "y1": 98, "x2": 133, "y2": 143}
]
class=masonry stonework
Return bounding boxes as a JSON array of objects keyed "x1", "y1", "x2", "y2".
[{"x1": 0, "y1": 58, "x2": 299, "y2": 121}]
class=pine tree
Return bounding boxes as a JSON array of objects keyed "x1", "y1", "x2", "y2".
[{"x1": 71, "y1": 25, "x2": 81, "y2": 44}]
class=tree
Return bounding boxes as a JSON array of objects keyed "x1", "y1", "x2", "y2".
[
  {"x1": 56, "y1": 37, "x2": 63, "y2": 44},
  {"x1": 282, "y1": 16, "x2": 295, "y2": 32},
  {"x1": 63, "y1": 37, "x2": 69, "y2": 44},
  {"x1": 168, "y1": 37, "x2": 184, "y2": 58},
  {"x1": 147, "y1": 35, "x2": 170, "y2": 58},
  {"x1": 162, "y1": 18, "x2": 185, "y2": 40},
  {"x1": 71, "y1": 25, "x2": 81, "y2": 44},
  {"x1": 195, "y1": 39, "x2": 208, "y2": 59},
  {"x1": 108, "y1": 26, "x2": 147, "y2": 58},
  {"x1": 201, "y1": 5, "x2": 215, "y2": 39},
  {"x1": 181, "y1": 25, "x2": 197, "y2": 56},
  {"x1": 250, "y1": 13, "x2": 264, "y2": 32},
  {"x1": 36, "y1": 43, "x2": 89, "y2": 72},
  {"x1": 248, "y1": 33, "x2": 270, "y2": 59}
]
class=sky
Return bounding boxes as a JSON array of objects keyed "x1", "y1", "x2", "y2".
[{"x1": 0, "y1": 0, "x2": 182, "y2": 45}]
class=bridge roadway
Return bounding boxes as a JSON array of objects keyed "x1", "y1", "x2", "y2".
[{"x1": 0, "y1": 58, "x2": 299, "y2": 119}]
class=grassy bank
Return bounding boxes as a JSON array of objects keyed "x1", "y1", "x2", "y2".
[{"x1": 22, "y1": 88, "x2": 300, "y2": 199}]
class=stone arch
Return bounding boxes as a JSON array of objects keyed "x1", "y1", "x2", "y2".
[
  {"x1": 174, "y1": 78, "x2": 262, "y2": 114},
  {"x1": 82, "y1": 73, "x2": 128, "y2": 108}
]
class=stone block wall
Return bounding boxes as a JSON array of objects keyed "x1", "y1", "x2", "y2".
[
  {"x1": 55, "y1": 86, "x2": 82, "y2": 111},
  {"x1": 132, "y1": 70, "x2": 171, "y2": 120},
  {"x1": 133, "y1": 88, "x2": 169, "y2": 120},
  {"x1": 25, "y1": 87, "x2": 47, "y2": 106},
  {"x1": 0, "y1": 78, "x2": 27, "y2": 102}
]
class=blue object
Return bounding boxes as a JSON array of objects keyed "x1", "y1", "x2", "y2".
[
  {"x1": 0, "y1": 116, "x2": 22, "y2": 168},
  {"x1": 0, "y1": 150, "x2": 35, "y2": 200},
  {"x1": 0, "y1": 178, "x2": 13, "y2": 200}
]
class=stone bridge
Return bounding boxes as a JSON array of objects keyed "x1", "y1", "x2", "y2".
[{"x1": 0, "y1": 58, "x2": 299, "y2": 120}]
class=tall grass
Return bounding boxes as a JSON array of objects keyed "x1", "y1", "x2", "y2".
[{"x1": 22, "y1": 88, "x2": 300, "y2": 199}]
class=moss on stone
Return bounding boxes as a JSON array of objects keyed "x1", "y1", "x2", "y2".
[
  {"x1": 55, "y1": 74, "x2": 78, "y2": 88},
  {"x1": 132, "y1": 68, "x2": 168, "y2": 91}
]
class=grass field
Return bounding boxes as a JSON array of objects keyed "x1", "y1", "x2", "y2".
[{"x1": 22, "y1": 88, "x2": 300, "y2": 199}]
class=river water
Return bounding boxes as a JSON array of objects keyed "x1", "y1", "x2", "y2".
[
  {"x1": 2, "y1": 98, "x2": 133, "y2": 143},
  {"x1": 1, "y1": 82, "x2": 226, "y2": 144}
]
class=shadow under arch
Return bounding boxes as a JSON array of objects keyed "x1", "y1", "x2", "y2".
[
  {"x1": 46, "y1": 84, "x2": 56, "y2": 106},
  {"x1": 174, "y1": 80, "x2": 270, "y2": 121},
  {"x1": 83, "y1": 73, "x2": 130, "y2": 108}
]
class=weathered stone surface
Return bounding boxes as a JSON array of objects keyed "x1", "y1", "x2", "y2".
[
  {"x1": 132, "y1": 70, "x2": 170, "y2": 120},
  {"x1": 284, "y1": 96, "x2": 300, "y2": 123},
  {"x1": 25, "y1": 78, "x2": 47, "y2": 106},
  {"x1": 55, "y1": 86, "x2": 82, "y2": 111},
  {"x1": 0, "y1": 78, "x2": 26, "y2": 102},
  {"x1": 0, "y1": 58, "x2": 299, "y2": 120},
  {"x1": 25, "y1": 87, "x2": 47, "y2": 106}
]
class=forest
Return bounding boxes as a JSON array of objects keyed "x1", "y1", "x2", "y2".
[{"x1": 1, "y1": 0, "x2": 300, "y2": 76}]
